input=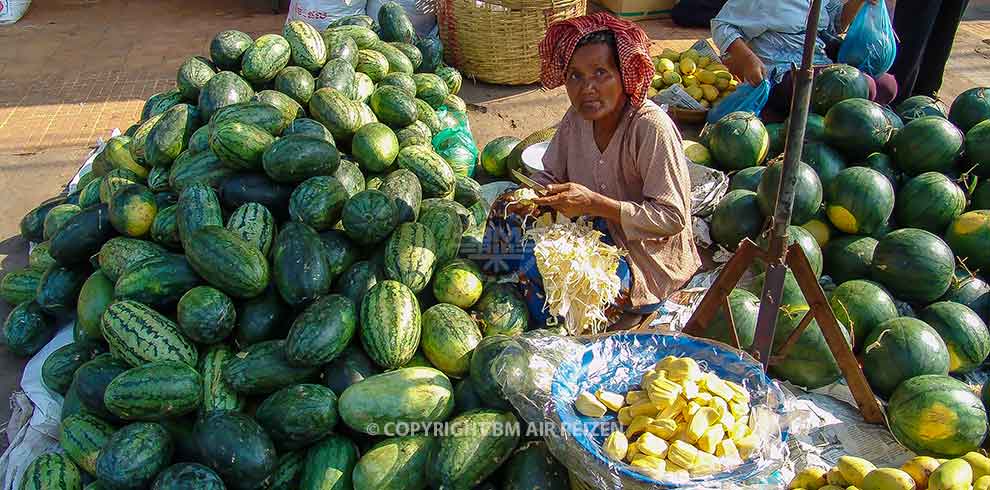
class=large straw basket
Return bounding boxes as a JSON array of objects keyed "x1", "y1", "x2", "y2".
[{"x1": 438, "y1": 0, "x2": 586, "y2": 85}]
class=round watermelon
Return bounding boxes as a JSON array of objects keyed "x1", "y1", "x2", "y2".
[
  {"x1": 811, "y1": 65, "x2": 869, "y2": 115},
  {"x1": 825, "y1": 167, "x2": 894, "y2": 235},
  {"x1": 711, "y1": 190, "x2": 764, "y2": 250},
  {"x1": 894, "y1": 172, "x2": 966, "y2": 233},
  {"x1": 480, "y1": 136, "x2": 520, "y2": 177},
  {"x1": 965, "y1": 120, "x2": 990, "y2": 176},
  {"x1": 756, "y1": 160, "x2": 823, "y2": 225},
  {"x1": 784, "y1": 114, "x2": 826, "y2": 141},
  {"x1": 879, "y1": 104, "x2": 904, "y2": 130},
  {"x1": 973, "y1": 180, "x2": 990, "y2": 210},
  {"x1": 824, "y1": 98, "x2": 893, "y2": 159},
  {"x1": 351, "y1": 122, "x2": 400, "y2": 173},
  {"x1": 862, "y1": 152, "x2": 900, "y2": 190},
  {"x1": 729, "y1": 166, "x2": 766, "y2": 193},
  {"x1": 946, "y1": 210, "x2": 990, "y2": 273},
  {"x1": 802, "y1": 141, "x2": 847, "y2": 188},
  {"x1": 862, "y1": 317, "x2": 949, "y2": 398},
  {"x1": 769, "y1": 305, "x2": 849, "y2": 389},
  {"x1": 708, "y1": 112, "x2": 770, "y2": 170},
  {"x1": 888, "y1": 375, "x2": 988, "y2": 457},
  {"x1": 897, "y1": 95, "x2": 948, "y2": 123},
  {"x1": 890, "y1": 116, "x2": 964, "y2": 175},
  {"x1": 703, "y1": 288, "x2": 759, "y2": 350},
  {"x1": 941, "y1": 269, "x2": 990, "y2": 320},
  {"x1": 473, "y1": 284, "x2": 529, "y2": 337},
  {"x1": 432, "y1": 259, "x2": 484, "y2": 309},
  {"x1": 765, "y1": 123, "x2": 785, "y2": 159},
  {"x1": 824, "y1": 235, "x2": 878, "y2": 283},
  {"x1": 756, "y1": 225, "x2": 823, "y2": 278},
  {"x1": 949, "y1": 87, "x2": 990, "y2": 132},
  {"x1": 871, "y1": 228, "x2": 955, "y2": 304},
  {"x1": 828, "y1": 279, "x2": 898, "y2": 350},
  {"x1": 919, "y1": 301, "x2": 990, "y2": 373}
]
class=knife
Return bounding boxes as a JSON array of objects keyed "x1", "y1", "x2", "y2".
[{"x1": 511, "y1": 169, "x2": 549, "y2": 195}]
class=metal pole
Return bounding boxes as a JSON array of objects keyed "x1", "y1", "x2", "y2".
[{"x1": 751, "y1": 0, "x2": 823, "y2": 367}]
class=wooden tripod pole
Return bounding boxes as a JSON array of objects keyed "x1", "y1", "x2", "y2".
[{"x1": 682, "y1": 0, "x2": 885, "y2": 423}]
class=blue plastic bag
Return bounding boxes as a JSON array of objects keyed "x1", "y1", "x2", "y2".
[
  {"x1": 838, "y1": 0, "x2": 897, "y2": 76},
  {"x1": 706, "y1": 80, "x2": 771, "y2": 124}
]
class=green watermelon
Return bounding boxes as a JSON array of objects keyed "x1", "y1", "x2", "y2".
[
  {"x1": 0, "y1": 266, "x2": 44, "y2": 305},
  {"x1": 828, "y1": 279, "x2": 898, "y2": 350},
  {"x1": 420, "y1": 303, "x2": 483, "y2": 378},
  {"x1": 433, "y1": 259, "x2": 485, "y2": 309},
  {"x1": 338, "y1": 367, "x2": 454, "y2": 434},
  {"x1": 21, "y1": 452, "x2": 83, "y2": 490},
  {"x1": 352, "y1": 436, "x2": 436, "y2": 490},
  {"x1": 480, "y1": 136, "x2": 520, "y2": 178},
  {"x1": 418, "y1": 207, "x2": 461, "y2": 265},
  {"x1": 379, "y1": 168, "x2": 422, "y2": 223},
  {"x1": 825, "y1": 167, "x2": 894, "y2": 235},
  {"x1": 96, "y1": 422, "x2": 172, "y2": 490},
  {"x1": 241, "y1": 34, "x2": 291, "y2": 84},
  {"x1": 113, "y1": 253, "x2": 201, "y2": 308},
  {"x1": 942, "y1": 269, "x2": 990, "y2": 319},
  {"x1": 396, "y1": 145, "x2": 455, "y2": 199},
  {"x1": 946, "y1": 210, "x2": 990, "y2": 274},
  {"x1": 862, "y1": 317, "x2": 949, "y2": 397},
  {"x1": 765, "y1": 123, "x2": 785, "y2": 159},
  {"x1": 197, "y1": 71, "x2": 254, "y2": 122},
  {"x1": 412, "y1": 73, "x2": 449, "y2": 109},
  {"x1": 357, "y1": 49, "x2": 390, "y2": 82},
  {"x1": 104, "y1": 360, "x2": 203, "y2": 420},
  {"x1": 210, "y1": 30, "x2": 253, "y2": 71},
  {"x1": 286, "y1": 294, "x2": 357, "y2": 367},
  {"x1": 428, "y1": 410, "x2": 520, "y2": 488},
  {"x1": 253, "y1": 90, "x2": 305, "y2": 127},
  {"x1": 949, "y1": 87, "x2": 990, "y2": 132},
  {"x1": 360, "y1": 280, "x2": 421, "y2": 369},
  {"x1": 919, "y1": 301, "x2": 990, "y2": 373},
  {"x1": 317, "y1": 58, "x2": 357, "y2": 99},
  {"x1": 283, "y1": 20, "x2": 327, "y2": 72},
  {"x1": 168, "y1": 150, "x2": 237, "y2": 193},
  {"x1": 226, "y1": 202, "x2": 275, "y2": 255},
  {"x1": 711, "y1": 189, "x2": 764, "y2": 250},
  {"x1": 352, "y1": 122, "x2": 400, "y2": 173},
  {"x1": 811, "y1": 64, "x2": 869, "y2": 114},
  {"x1": 966, "y1": 120, "x2": 990, "y2": 176},
  {"x1": 354, "y1": 72, "x2": 376, "y2": 102},
  {"x1": 309, "y1": 88, "x2": 360, "y2": 142},
  {"x1": 177, "y1": 286, "x2": 236, "y2": 344},
  {"x1": 888, "y1": 375, "x2": 988, "y2": 457},
  {"x1": 42, "y1": 342, "x2": 105, "y2": 395},
  {"x1": 436, "y1": 66, "x2": 463, "y2": 95},
  {"x1": 288, "y1": 175, "x2": 349, "y2": 231},
  {"x1": 74, "y1": 353, "x2": 129, "y2": 420},
  {"x1": 59, "y1": 412, "x2": 115, "y2": 476},
  {"x1": 101, "y1": 300, "x2": 198, "y2": 367},
  {"x1": 824, "y1": 98, "x2": 893, "y2": 159},
  {"x1": 802, "y1": 141, "x2": 847, "y2": 188},
  {"x1": 890, "y1": 116, "x2": 964, "y2": 175},
  {"x1": 234, "y1": 285, "x2": 288, "y2": 348},
  {"x1": 323, "y1": 30, "x2": 359, "y2": 67},
  {"x1": 378, "y1": 72, "x2": 418, "y2": 98},
  {"x1": 199, "y1": 344, "x2": 245, "y2": 414},
  {"x1": 756, "y1": 160, "x2": 823, "y2": 225},
  {"x1": 272, "y1": 221, "x2": 333, "y2": 307},
  {"x1": 322, "y1": 343, "x2": 381, "y2": 396},
  {"x1": 500, "y1": 441, "x2": 570, "y2": 490},
  {"x1": 223, "y1": 340, "x2": 319, "y2": 395},
  {"x1": 185, "y1": 226, "x2": 270, "y2": 299},
  {"x1": 708, "y1": 111, "x2": 769, "y2": 170},
  {"x1": 391, "y1": 43, "x2": 423, "y2": 71},
  {"x1": 754, "y1": 225, "x2": 823, "y2": 278},
  {"x1": 871, "y1": 228, "x2": 955, "y2": 303},
  {"x1": 342, "y1": 189, "x2": 399, "y2": 244},
  {"x1": 334, "y1": 159, "x2": 366, "y2": 198},
  {"x1": 728, "y1": 166, "x2": 765, "y2": 192},
  {"x1": 469, "y1": 334, "x2": 515, "y2": 408},
  {"x1": 897, "y1": 95, "x2": 947, "y2": 123},
  {"x1": 370, "y1": 85, "x2": 418, "y2": 128},
  {"x1": 108, "y1": 184, "x2": 157, "y2": 238},
  {"x1": 474, "y1": 283, "x2": 529, "y2": 337},
  {"x1": 152, "y1": 463, "x2": 225, "y2": 490},
  {"x1": 299, "y1": 435, "x2": 358, "y2": 490},
  {"x1": 262, "y1": 134, "x2": 341, "y2": 184},
  {"x1": 43, "y1": 204, "x2": 82, "y2": 241},
  {"x1": 374, "y1": 41, "x2": 415, "y2": 75},
  {"x1": 824, "y1": 235, "x2": 877, "y2": 283},
  {"x1": 256, "y1": 384, "x2": 339, "y2": 451},
  {"x1": 194, "y1": 411, "x2": 276, "y2": 487},
  {"x1": 894, "y1": 172, "x2": 966, "y2": 233},
  {"x1": 700, "y1": 288, "x2": 758, "y2": 349},
  {"x1": 275, "y1": 66, "x2": 316, "y2": 106}
]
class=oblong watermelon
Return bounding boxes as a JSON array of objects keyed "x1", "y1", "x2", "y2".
[
  {"x1": 871, "y1": 228, "x2": 955, "y2": 304},
  {"x1": 828, "y1": 279, "x2": 898, "y2": 350},
  {"x1": 888, "y1": 375, "x2": 988, "y2": 457},
  {"x1": 894, "y1": 172, "x2": 966, "y2": 233},
  {"x1": 945, "y1": 210, "x2": 990, "y2": 273},
  {"x1": 919, "y1": 301, "x2": 990, "y2": 373},
  {"x1": 862, "y1": 317, "x2": 949, "y2": 398},
  {"x1": 890, "y1": 116, "x2": 964, "y2": 175}
]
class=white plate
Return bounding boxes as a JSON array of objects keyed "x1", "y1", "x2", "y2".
[{"x1": 521, "y1": 141, "x2": 549, "y2": 172}]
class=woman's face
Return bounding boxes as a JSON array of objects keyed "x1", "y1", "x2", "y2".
[{"x1": 565, "y1": 42, "x2": 626, "y2": 121}]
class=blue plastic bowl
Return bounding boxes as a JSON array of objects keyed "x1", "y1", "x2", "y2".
[{"x1": 550, "y1": 332, "x2": 788, "y2": 488}]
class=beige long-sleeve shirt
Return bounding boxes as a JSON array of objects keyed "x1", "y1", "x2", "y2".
[{"x1": 533, "y1": 100, "x2": 701, "y2": 307}]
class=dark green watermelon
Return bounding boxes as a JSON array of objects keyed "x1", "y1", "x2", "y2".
[
  {"x1": 701, "y1": 288, "x2": 759, "y2": 349},
  {"x1": 802, "y1": 141, "x2": 847, "y2": 188},
  {"x1": 862, "y1": 317, "x2": 949, "y2": 398},
  {"x1": 919, "y1": 301, "x2": 990, "y2": 373},
  {"x1": 871, "y1": 228, "x2": 955, "y2": 304},
  {"x1": 966, "y1": 120, "x2": 990, "y2": 177},
  {"x1": 896, "y1": 95, "x2": 947, "y2": 123},
  {"x1": 894, "y1": 172, "x2": 966, "y2": 233},
  {"x1": 811, "y1": 65, "x2": 869, "y2": 114},
  {"x1": 828, "y1": 279, "x2": 898, "y2": 350},
  {"x1": 941, "y1": 269, "x2": 990, "y2": 320},
  {"x1": 890, "y1": 116, "x2": 964, "y2": 175},
  {"x1": 824, "y1": 98, "x2": 893, "y2": 159},
  {"x1": 888, "y1": 374, "x2": 988, "y2": 458},
  {"x1": 707, "y1": 112, "x2": 770, "y2": 170},
  {"x1": 946, "y1": 210, "x2": 990, "y2": 274},
  {"x1": 756, "y1": 160, "x2": 823, "y2": 225},
  {"x1": 949, "y1": 87, "x2": 990, "y2": 132},
  {"x1": 824, "y1": 167, "x2": 894, "y2": 236},
  {"x1": 710, "y1": 190, "x2": 764, "y2": 250},
  {"x1": 728, "y1": 166, "x2": 765, "y2": 192}
]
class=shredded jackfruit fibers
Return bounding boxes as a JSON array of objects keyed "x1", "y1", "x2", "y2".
[{"x1": 525, "y1": 219, "x2": 625, "y2": 335}]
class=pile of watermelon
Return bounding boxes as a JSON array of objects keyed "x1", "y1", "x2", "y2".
[
  {"x1": 700, "y1": 64, "x2": 990, "y2": 458},
  {"x1": 0, "y1": 5, "x2": 574, "y2": 490}
]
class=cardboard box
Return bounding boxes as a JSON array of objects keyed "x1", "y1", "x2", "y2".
[{"x1": 593, "y1": 0, "x2": 677, "y2": 21}]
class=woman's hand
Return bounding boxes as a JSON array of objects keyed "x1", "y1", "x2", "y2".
[
  {"x1": 532, "y1": 183, "x2": 622, "y2": 222},
  {"x1": 725, "y1": 39, "x2": 766, "y2": 86}
]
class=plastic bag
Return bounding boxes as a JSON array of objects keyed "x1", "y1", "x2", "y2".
[
  {"x1": 0, "y1": 0, "x2": 32, "y2": 25},
  {"x1": 286, "y1": 0, "x2": 368, "y2": 31},
  {"x1": 432, "y1": 109, "x2": 478, "y2": 177},
  {"x1": 492, "y1": 331, "x2": 790, "y2": 489},
  {"x1": 837, "y1": 1, "x2": 897, "y2": 76},
  {"x1": 706, "y1": 80, "x2": 771, "y2": 124}
]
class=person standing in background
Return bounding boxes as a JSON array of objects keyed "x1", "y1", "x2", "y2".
[{"x1": 889, "y1": 0, "x2": 969, "y2": 102}]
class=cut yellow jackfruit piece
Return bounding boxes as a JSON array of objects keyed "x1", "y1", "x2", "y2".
[
  {"x1": 686, "y1": 407, "x2": 720, "y2": 443},
  {"x1": 735, "y1": 434, "x2": 759, "y2": 459},
  {"x1": 728, "y1": 421, "x2": 750, "y2": 441},
  {"x1": 704, "y1": 374, "x2": 735, "y2": 401},
  {"x1": 716, "y1": 439, "x2": 741, "y2": 461},
  {"x1": 666, "y1": 357, "x2": 702, "y2": 382},
  {"x1": 618, "y1": 406, "x2": 633, "y2": 426},
  {"x1": 684, "y1": 401, "x2": 702, "y2": 418},
  {"x1": 604, "y1": 431, "x2": 628, "y2": 461},
  {"x1": 692, "y1": 451, "x2": 723, "y2": 477},
  {"x1": 575, "y1": 391, "x2": 607, "y2": 417},
  {"x1": 630, "y1": 457, "x2": 666, "y2": 479},
  {"x1": 694, "y1": 392, "x2": 713, "y2": 405},
  {"x1": 726, "y1": 380, "x2": 751, "y2": 404},
  {"x1": 636, "y1": 432, "x2": 670, "y2": 459},
  {"x1": 665, "y1": 461, "x2": 691, "y2": 480},
  {"x1": 645, "y1": 418, "x2": 678, "y2": 439},
  {"x1": 659, "y1": 396, "x2": 687, "y2": 420},
  {"x1": 681, "y1": 380, "x2": 700, "y2": 399},
  {"x1": 625, "y1": 416, "x2": 654, "y2": 439},
  {"x1": 641, "y1": 369, "x2": 661, "y2": 387},
  {"x1": 629, "y1": 401, "x2": 661, "y2": 418},
  {"x1": 709, "y1": 395, "x2": 729, "y2": 418},
  {"x1": 596, "y1": 390, "x2": 625, "y2": 412},
  {"x1": 668, "y1": 440, "x2": 699, "y2": 469},
  {"x1": 625, "y1": 442, "x2": 640, "y2": 463},
  {"x1": 698, "y1": 424, "x2": 725, "y2": 454},
  {"x1": 730, "y1": 401, "x2": 749, "y2": 419},
  {"x1": 625, "y1": 390, "x2": 648, "y2": 405},
  {"x1": 656, "y1": 356, "x2": 678, "y2": 371},
  {"x1": 648, "y1": 377, "x2": 683, "y2": 405}
]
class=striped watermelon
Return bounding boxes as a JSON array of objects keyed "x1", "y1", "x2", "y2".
[
  {"x1": 384, "y1": 222, "x2": 438, "y2": 294},
  {"x1": 420, "y1": 303, "x2": 483, "y2": 378},
  {"x1": 286, "y1": 294, "x2": 357, "y2": 367},
  {"x1": 255, "y1": 384, "x2": 339, "y2": 451},
  {"x1": 199, "y1": 344, "x2": 245, "y2": 414},
  {"x1": 104, "y1": 360, "x2": 203, "y2": 420},
  {"x1": 185, "y1": 226, "x2": 270, "y2": 299},
  {"x1": 226, "y1": 202, "x2": 275, "y2": 255},
  {"x1": 20, "y1": 453, "x2": 83, "y2": 490},
  {"x1": 360, "y1": 280, "x2": 421, "y2": 369},
  {"x1": 283, "y1": 20, "x2": 328, "y2": 72},
  {"x1": 288, "y1": 175, "x2": 349, "y2": 231},
  {"x1": 100, "y1": 300, "x2": 198, "y2": 367},
  {"x1": 96, "y1": 422, "x2": 173, "y2": 490},
  {"x1": 59, "y1": 413, "x2": 116, "y2": 476}
]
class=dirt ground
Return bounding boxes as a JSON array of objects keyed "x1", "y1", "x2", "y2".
[{"x1": 0, "y1": 0, "x2": 987, "y2": 425}]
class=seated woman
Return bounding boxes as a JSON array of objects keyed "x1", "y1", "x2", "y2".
[
  {"x1": 712, "y1": 0, "x2": 898, "y2": 116},
  {"x1": 486, "y1": 13, "x2": 701, "y2": 331}
]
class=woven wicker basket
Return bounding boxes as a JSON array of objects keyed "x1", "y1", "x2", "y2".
[{"x1": 439, "y1": 0, "x2": 586, "y2": 85}]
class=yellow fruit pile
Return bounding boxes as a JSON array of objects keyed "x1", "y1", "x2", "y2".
[
  {"x1": 649, "y1": 47, "x2": 738, "y2": 109},
  {"x1": 574, "y1": 355, "x2": 760, "y2": 480},
  {"x1": 789, "y1": 452, "x2": 990, "y2": 490}
]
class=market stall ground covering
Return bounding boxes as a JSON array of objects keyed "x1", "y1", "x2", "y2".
[{"x1": 0, "y1": 0, "x2": 987, "y2": 426}]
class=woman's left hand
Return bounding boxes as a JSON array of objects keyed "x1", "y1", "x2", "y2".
[{"x1": 532, "y1": 183, "x2": 602, "y2": 218}]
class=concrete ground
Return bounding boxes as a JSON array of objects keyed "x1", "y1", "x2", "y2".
[{"x1": 0, "y1": 0, "x2": 987, "y2": 427}]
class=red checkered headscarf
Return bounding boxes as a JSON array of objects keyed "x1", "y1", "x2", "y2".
[{"x1": 539, "y1": 13, "x2": 655, "y2": 107}]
